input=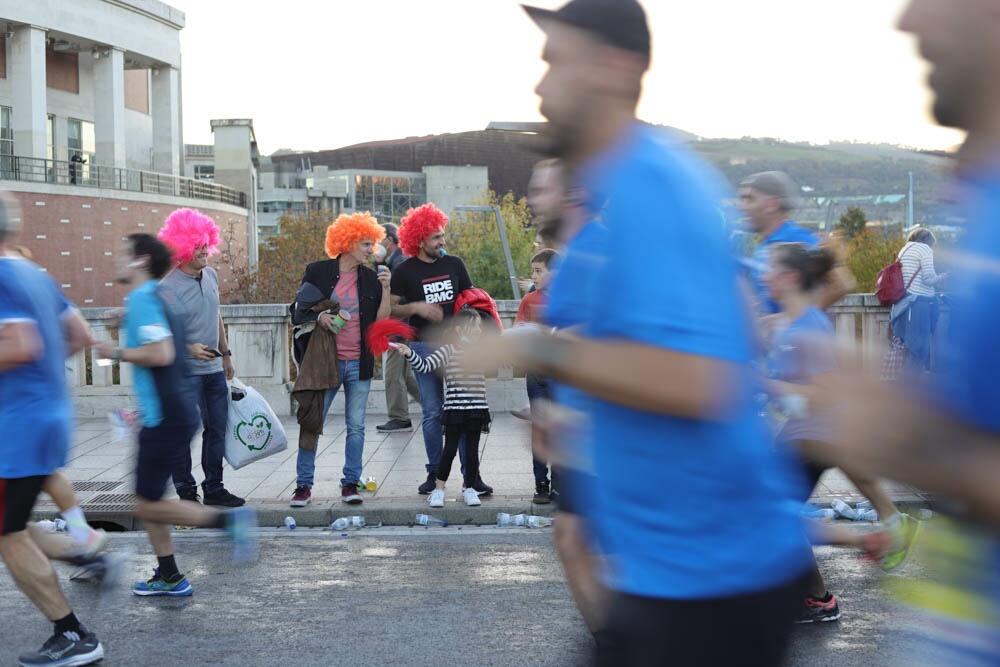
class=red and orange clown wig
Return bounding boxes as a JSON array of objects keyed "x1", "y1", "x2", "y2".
[
  {"x1": 157, "y1": 208, "x2": 220, "y2": 265},
  {"x1": 325, "y1": 211, "x2": 386, "y2": 258},
  {"x1": 398, "y1": 203, "x2": 448, "y2": 257}
]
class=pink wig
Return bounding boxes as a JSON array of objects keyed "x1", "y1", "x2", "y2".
[
  {"x1": 398, "y1": 203, "x2": 448, "y2": 257},
  {"x1": 158, "y1": 208, "x2": 221, "y2": 265},
  {"x1": 325, "y1": 212, "x2": 386, "y2": 258}
]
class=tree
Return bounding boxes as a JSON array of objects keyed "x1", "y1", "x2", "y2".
[
  {"x1": 838, "y1": 205, "x2": 868, "y2": 239},
  {"x1": 224, "y1": 209, "x2": 335, "y2": 304},
  {"x1": 445, "y1": 190, "x2": 536, "y2": 300},
  {"x1": 845, "y1": 228, "x2": 905, "y2": 292}
]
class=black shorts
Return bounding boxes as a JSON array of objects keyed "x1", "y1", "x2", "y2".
[
  {"x1": 595, "y1": 574, "x2": 807, "y2": 667},
  {"x1": 136, "y1": 423, "x2": 197, "y2": 501},
  {"x1": 1, "y1": 475, "x2": 47, "y2": 535}
]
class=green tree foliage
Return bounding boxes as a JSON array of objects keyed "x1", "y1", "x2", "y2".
[
  {"x1": 838, "y1": 205, "x2": 868, "y2": 239},
  {"x1": 845, "y1": 228, "x2": 905, "y2": 292},
  {"x1": 445, "y1": 191, "x2": 536, "y2": 300},
  {"x1": 226, "y1": 210, "x2": 335, "y2": 304}
]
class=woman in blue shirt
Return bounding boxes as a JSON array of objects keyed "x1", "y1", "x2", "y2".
[{"x1": 763, "y1": 242, "x2": 920, "y2": 622}]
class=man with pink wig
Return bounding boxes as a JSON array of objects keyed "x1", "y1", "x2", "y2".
[{"x1": 157, "y1": 208, "x2": 244, "y2": 507}]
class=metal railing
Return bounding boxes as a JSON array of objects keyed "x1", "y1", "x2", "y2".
[{"x1": 0, "y1": 154, "x2": 247, "y2": 208}]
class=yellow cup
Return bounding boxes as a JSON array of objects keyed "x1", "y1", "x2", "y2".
[{"x1": 364, "y1": 477, "x2": 377, "y2": 492}]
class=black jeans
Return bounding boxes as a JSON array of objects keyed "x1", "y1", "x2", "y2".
[{"x1": 438, "y1": 419, "x2": 483, "y2": 487}]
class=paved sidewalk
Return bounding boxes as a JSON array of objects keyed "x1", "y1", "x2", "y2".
[{"x1": 33, "y1": 411, "x2": 935, "y2": 529}]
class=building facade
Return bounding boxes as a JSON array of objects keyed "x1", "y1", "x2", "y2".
[{"x1": 0, "y1": 0, "x2": 253, "y2": 307}]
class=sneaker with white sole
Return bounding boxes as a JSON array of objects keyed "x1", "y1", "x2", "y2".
[
  {"x1": 462, "y1": 487, "x2": 481, "y2": 506},
  {"x1": 17, "y1": 629, "x2": 103, "y2": 667},
  {"x1": 428, "y1": 488, "x2": 445, "y2": 508}
]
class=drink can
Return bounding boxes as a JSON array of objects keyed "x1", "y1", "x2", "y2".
[{"x1": 364, "y1": 477, "x2": 377, "y2": 492}]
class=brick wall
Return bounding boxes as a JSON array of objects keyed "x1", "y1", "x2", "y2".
[{"x1": 7, "y1": 190, "x2": 249, "y2": 308}]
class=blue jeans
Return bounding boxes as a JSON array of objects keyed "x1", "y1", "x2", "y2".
[
  {"x1": 296, "y1": 359, "x2": 371, "y2": 488},
  {"x1": 173, "y1": 371, "x2": 228, "y2": 495}
]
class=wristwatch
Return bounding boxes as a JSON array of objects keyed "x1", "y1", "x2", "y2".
[
  {"x1": 220, "y1": 350, "x2": 232, "y2": 357},
  {"x1": 111, "y1": 347, "x2": 123, "y2": 361}
]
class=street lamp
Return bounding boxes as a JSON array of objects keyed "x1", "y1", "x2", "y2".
[{"x1": 454, "y1": 205, "x2": 522, "y2": 300}]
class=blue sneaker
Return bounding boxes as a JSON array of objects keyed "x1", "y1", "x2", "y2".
[
  {"x1": 131, "y1": 568, "x2": 193, "y2": 597},
  {"x1": 226, "y1": 505, "x2": 259, "y2": 564}
]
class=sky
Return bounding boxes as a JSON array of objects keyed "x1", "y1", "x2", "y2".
[{"x1": 166, "y1": 0, "x2": 964, "y2": 156}]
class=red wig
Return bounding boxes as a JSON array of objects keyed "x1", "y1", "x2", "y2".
[
  {"x1": 398, "y1": 203, "x2": 448, "y2": 257},
  {"x1": 365, "y1": 318, "x2": 416, "y2": 355},
  {"x1": 158, "y1": 208, "x2": 220, "y2": 265},
  {"x1": 325, "y1": 212, "x2": 386, "y2": 258}
]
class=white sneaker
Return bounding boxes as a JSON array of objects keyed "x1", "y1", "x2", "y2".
[
  {"x1": 428, "y1": 488, "x2": 445, "y2": 508},
  {"x1": 462, "y1": 487, "x2": 481, "y2": 506}
]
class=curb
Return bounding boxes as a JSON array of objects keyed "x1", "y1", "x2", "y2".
[{"x1": 30, "y1": 496, "x2": 937, "y2": 531}]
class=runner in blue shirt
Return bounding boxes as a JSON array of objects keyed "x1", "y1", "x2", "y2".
[
  {"x1": 94, "y1": 234, "x2": 258, "y2": 601},
  {"x1": 0, "y1": 201, "x2": 106, "y2": 667},
  {"x1": 739, "y1": 170, "x2": 854, "y2": 314},
  {"x1": 824, "y1": 1, "x2": 1000, "y2": 663},
  {"x1": 467, "y1": 2, "x2": 813, "y2": 662}
]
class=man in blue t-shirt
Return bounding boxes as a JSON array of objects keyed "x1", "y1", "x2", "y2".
[
  {"x1": 825, "y1": 2, "x2": 1000, "y2": 662},
  {"x1": 94, "y1": 234, "x2": 257, "y2": 599},
  {"x1": 465, "y1": 2, "x2": 814, "y2": 663},
  {"x1": 739, "y1": 170, "x2": 854, "y2": 314},
  {"x1": 0, "y1": 199, "x2": 107, "y2": 667}
]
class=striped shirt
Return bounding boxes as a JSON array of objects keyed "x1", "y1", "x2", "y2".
[
  {"x1": 406, "y1": 344, "x2": 489, "y2": 411},
  {"x1": 899, "y1": 241, "x2": 942, "y2": 297}
]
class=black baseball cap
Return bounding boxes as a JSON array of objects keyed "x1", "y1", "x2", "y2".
[{"x1": 522, "y1": 0, "x2": 650, "y2": 59}]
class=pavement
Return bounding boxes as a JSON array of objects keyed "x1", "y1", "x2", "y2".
[
  {"x1": 33, "y1": 410, "x2": 936, "y2": 530},
  {"x1": 2, "y1": 529, "x2": 921, "y2": 667}
]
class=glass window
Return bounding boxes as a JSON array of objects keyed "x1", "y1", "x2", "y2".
[
  {"x1": 67, "y1": 118, "x2": 95, "y2": 160},
  {"x1": 193, "y1": 164, "x2": 215, "y2": 181},
  {"x1": 46, "y1": 114, "x2": 55, "y2": 162},
  {"x1": 0, "y1": 106, "x2": 12, "y2": 156}
]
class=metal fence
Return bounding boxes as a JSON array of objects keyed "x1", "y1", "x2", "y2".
[{"x1": 0, "y1": 154, "x2": 246, "y2": 208}]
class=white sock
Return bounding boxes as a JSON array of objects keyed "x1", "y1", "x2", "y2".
[{"x1": 61, "y1": 506, "x2": 93, "y2": 544}]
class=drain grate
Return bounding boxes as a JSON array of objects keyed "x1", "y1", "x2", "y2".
[
  {"x1": 72, "y1": 481, "x2": 125, "y2": 493},
  {"x1": 82, "y1": 493, "x2": 137, "y2": 512}
]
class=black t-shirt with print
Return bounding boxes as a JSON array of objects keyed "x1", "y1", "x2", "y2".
[{"x1": 390, "y1": 254, "x2": 473, "y2": 340}]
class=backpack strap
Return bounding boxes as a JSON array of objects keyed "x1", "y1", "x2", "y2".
[{"x1": 898, "y1": 244, "x2": 920, "y2": 290}]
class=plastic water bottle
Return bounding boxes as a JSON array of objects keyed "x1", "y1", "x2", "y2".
[
  {"x1": 496, "y1": 513, "x2": 552, "y2": 527},
  {"x1": 283, "y1": 516, "x2": 297, "y2": 530},
  {"x1": 526, "y1": 515, "x2": 553, "y2": 528},
  {"x1": 856, "y1": 500, "x2": 873, "y2": 512},
  {"x1": 330, "y1": 516, "x2": 366, "y2": 531},
  {"x1": 831, "y1": 499, "x2": 857, "y2": 520},
  {"x1": 415, "y1": 514, "x2": 448, "y2": 527},
  {"x1": 856, "y1": 509, "x2": 879, "y2": 521},
  {"x1": 37, "y1": 519, "x2": 58, "y2": 532},
  {"x1": 802, "y1": 507, "x2": 836, "y2": 521},
  {"x1": 496, "y1": 513, "x2": 515, "y2": 527}
]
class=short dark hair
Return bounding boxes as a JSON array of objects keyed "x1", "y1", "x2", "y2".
[
  {"x1": 907, "y1": 227, "x2": 937, "y2": 247},
  {"x1": 772, "y1": 242, "x2": 836, "y2": 292},
  {"x1": 530, "y1": 249, "x2": 558, "y2": 268},
  {"x1": 128, "y1": 233, "x2": 173, "y2": 280},
  {"x1": 382, "y1": 223, "x2": 399, "y2": 243}
]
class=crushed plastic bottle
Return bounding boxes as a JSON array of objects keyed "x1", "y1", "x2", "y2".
[
  {"x1": 415, "y1": 514, "x2": 448, "y2": 527},
  {"x1": 330, "y1": 516, "x2": 367, "y2": 531},
  {"x1": 855, "y1": 509, "x2": 879, "y2": 521},
  {"x1": 831, "y1": 499, "x2": 858, "y2": 520},
  {"x1": 802, "y1": 507, "x2": 836, "y2": 522},
  {"x1": 496, "y1": 513, "x2": 553, "y2": 527}
]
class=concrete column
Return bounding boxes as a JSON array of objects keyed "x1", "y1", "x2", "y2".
[
  {"x1": 10, "y1": 25, "x2": 47, "y2": 160},
  {"x1": 93, "y1": 47, "x2": 126, "y2": 168},
  {"x1": 151, "y1": 66, "x2": 180, "y2": 176}
]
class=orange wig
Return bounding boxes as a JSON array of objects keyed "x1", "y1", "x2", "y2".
[
  {"x1": 325, "y1": 212, "x2": 386, "y2": 258},
  {"x1": 398, "y1": 203, "x2": 448, "y2": 257}
]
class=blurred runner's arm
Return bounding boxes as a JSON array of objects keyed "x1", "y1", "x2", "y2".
[{"x1": 63, "y1": 309, "x2": 94, "y2": 357}]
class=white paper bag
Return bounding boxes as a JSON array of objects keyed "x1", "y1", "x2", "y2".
[{"x1": 224, "y1": 377, "x2": 288, "y2": 469}]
